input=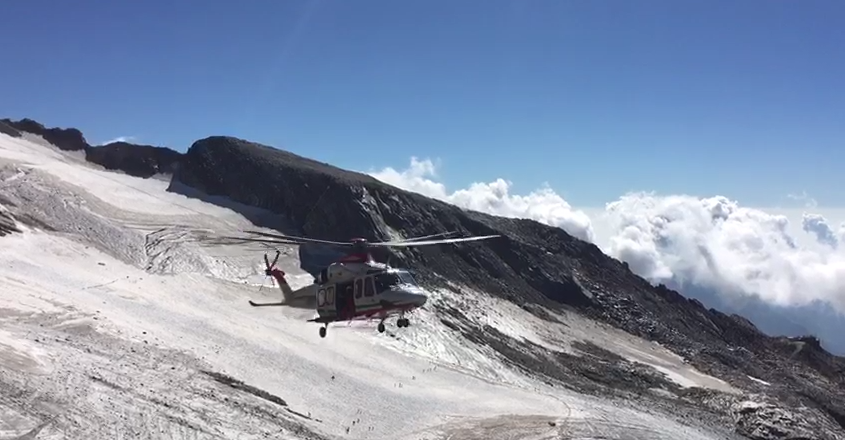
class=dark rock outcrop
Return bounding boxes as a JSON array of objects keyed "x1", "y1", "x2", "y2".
[
  {"x1": 5, "y1": 118, "x2": 845, "y2": 439},
  {"x1": 0, "y1": 178, "x2": 21, "y2": 236},
  {"x1": 1, "y1": 118, "x2": 88, "y2": 151},
  {"x1": 86, "y1": 141, "x2": 182, "y2": 178},
  {"x1": 0, "y1": 206, "x2": 20, "y2": 236},
  {"x1": 1, "y1": 118, "x2": 182, "y2": 178},
  {"x1": 0, "y1": 120, "x2": 22, "y2": 138}
]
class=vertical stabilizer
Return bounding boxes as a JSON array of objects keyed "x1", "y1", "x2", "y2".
[{"x1": 269, "y1": 269, "x2": 295, "y2": 303}]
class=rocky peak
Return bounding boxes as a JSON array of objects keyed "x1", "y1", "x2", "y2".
[
  {"x1": 1, "y1": 117, "x2": 182, "y2": 178},
  {"x1": 0, "y1": 120, "x2": 22, "y2": 138},
  {"x1": 792, "y1": 335, "x2": 824, "y2": 351},
  {"x1": 87, "y1": 141, "x2": 182, "y2": 178},
  {"x1": 1, "y1": 118, "x2": 88, "y2": 151},
  {"x1": 172, "y1": 136, "x2": 388, "y2": 239}
]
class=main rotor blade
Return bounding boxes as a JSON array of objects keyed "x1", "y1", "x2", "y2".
[
  {"x1": 368, "y1": 235, "x2": 501, "y2": 247},
  {"x1": 396, "y1": 231, "x2": 459, "y2": 243},
  {"x1": 204, "y1": 236, "x2": 301, "y2": 246},
  {"x1": 242, "y1": 230, "x2": 353, "y2": 247},
  {"x1": 367, "y1": 231, "x2": 458, "y2": 246}
]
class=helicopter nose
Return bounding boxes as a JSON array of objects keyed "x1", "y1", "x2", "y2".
[{"x1": 416, "y1": 293, "x2": 428, "y2": 306}]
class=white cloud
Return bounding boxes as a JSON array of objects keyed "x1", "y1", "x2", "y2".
[
  {"x1": 599, "y1": 192, "x2": 845, "y2": 312},
  {"x1": 368, "y1": 157, "x2": 594, "y2": 242},
  {"x1": 802, "y1": 213, "x2": 839, "y2": 248},
  {"x1": 369, "y1": 157, "x2": 845, "y2": 316}
]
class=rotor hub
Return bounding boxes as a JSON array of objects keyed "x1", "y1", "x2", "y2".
[{"x1": 349, "y1": 237, "x2": 369, "y2": 253}]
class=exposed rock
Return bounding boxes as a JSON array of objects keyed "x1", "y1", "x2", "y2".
[
  {"x1": 0, "y1": 173, "x2": 21, "y2": 236},
  {"x1": 0, "y1": 204, "x2": 20, "y2": 236},
  {"x1": 731, "y1": 400, "x2": 837, "y2": 440},
  {"x1": 1, "y1": 118, "x2": 88, "y2": 151},
  {"x1": 86, "y1": 141, "x2": 181, "y2": 178},
  {"x1": 1, "y1": 118, "x2": 182, "y2": 178},
  {"x1": 0, "y1": 120, "x2": 21, "y2": 138}
]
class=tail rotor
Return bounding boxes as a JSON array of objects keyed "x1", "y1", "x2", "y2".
[
  {"x1": 259, "y1": 250, "x2": 281, "y2": 291},
  {"x1": 264, "y1": 250, "x2": 280, "y2": 274}
]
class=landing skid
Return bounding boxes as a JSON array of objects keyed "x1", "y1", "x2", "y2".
[{"x1": 248, "y1": 300, "x2": 285, "y2": 307}]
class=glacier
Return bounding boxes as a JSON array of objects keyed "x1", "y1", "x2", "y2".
[{"x1": 0, "y1": 130, "x2": 754, "y2": 439}]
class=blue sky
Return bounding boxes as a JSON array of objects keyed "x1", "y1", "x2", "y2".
[{"x1": 1, "y1": 0, "x2": 843, "y2": 208}]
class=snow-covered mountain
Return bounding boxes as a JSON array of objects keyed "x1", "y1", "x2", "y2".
[{"x1": 1, "y1": 119, "x2": 843, "y2": 440}]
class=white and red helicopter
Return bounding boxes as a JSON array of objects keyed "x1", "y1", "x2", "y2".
[{"x1": 217, "y1": 230, "x2": 499, "y2": 338}]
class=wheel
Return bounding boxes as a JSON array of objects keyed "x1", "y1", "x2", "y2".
[
  {"x1": 319, "y1": 327, "x2": 327, "y2": 338},
  {"x1": 397, "y1": 318, "x2": 409, "y2": 328},
  {"x1": 377, "y1": 322, "x2": 386, "y2": 333}
]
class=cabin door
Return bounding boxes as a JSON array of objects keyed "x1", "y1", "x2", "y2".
[
  {"x1": 355, "y1": 276, "x2": 376, "y2": 308},
  {"x1": 335, "y1": 281, "x2": 355, "y2": 320}
]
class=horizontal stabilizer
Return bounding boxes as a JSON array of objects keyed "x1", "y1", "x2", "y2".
[{"x1": 248, "y1": 300, "x2": 285, "y2": 307}]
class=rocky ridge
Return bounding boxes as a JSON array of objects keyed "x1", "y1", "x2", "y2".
[
  {"x1": 3, "y1": 117, "x2": 844, "y2": 440},
  {"x1": 0, "y1": 118, "x2": 180, "y2": 178}
]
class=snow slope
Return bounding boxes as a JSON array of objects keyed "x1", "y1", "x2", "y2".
[{"x1": 0, "y1": 132, "x2": 740, "y2": 439}]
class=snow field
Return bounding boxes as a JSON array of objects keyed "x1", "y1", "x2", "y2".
[{"x1": 0, "y1": 132, "x2": 738, "y2": 439}]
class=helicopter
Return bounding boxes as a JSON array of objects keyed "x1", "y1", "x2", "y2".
[{"x1": 216, "y1": 229, "x2": 500, "y2": 338}]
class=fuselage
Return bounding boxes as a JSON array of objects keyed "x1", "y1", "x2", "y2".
[
  {"x1": 313, "y1": 266, "x2": 428, "y2": 322},
  {"x1": 380, "y1": 285, "x2": 428, "y2": 308}
]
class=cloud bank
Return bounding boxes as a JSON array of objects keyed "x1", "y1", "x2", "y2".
[
  {"x1": 602, "y1": 193, "x2": 845, "y2": 312},
  {"x1": 369, "y1": 157, "x2": 845, "y2": 317},
  {"x1": 369, "y1": 157, "x2": 595, "y2": 242}
]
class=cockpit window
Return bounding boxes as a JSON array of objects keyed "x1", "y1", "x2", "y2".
[
  {"x1": 373, "y1": 270, "x2": 418, "y2": 292},
  {"x1": 374, "y1": 272, "x2": 401, "y2": 292},
  {"x1": 397, "y1": 270, "x2": 418, "y2": 286}
]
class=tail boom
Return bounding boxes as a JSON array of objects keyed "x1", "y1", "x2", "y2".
[{"x1": 268, "y1": 268, "x2": 295, "y2": 303}]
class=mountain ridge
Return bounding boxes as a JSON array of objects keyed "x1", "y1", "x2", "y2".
[{"x1": 3, "y1": 116, "x2": 844, "y2": 439}]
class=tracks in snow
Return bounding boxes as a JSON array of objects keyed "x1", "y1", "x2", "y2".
[{"x1": 143, "y1": 226, "x2": 207, "y2": 275}]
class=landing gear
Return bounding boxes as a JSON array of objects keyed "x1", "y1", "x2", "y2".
[
  {"x1": 372, "y1": 312, "x2": 412, "y2": 335},
  {"x1": 396, "y1": 310, "x2": 410, "y2": 328},
  {"x1": 319, "y1": 325, "x2": 327, "y2": 338}
]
